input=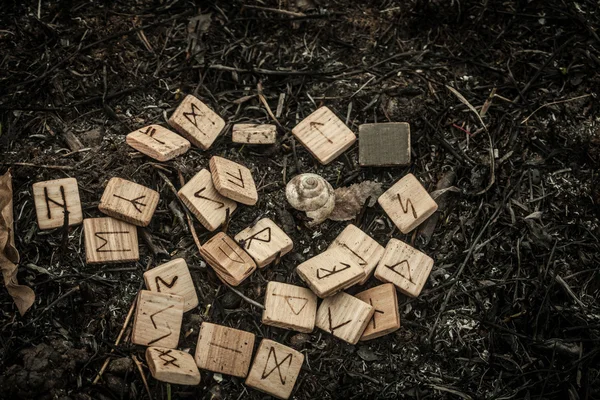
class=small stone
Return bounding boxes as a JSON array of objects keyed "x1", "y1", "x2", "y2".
[
  {"x1": 108, "y1": 357, "x2": 133, "y2": 375},
  {"x1": 289, "y1": 333, "x2": 311, "y2": 349},
  {"x1": 220, "y1": 291, "x2": 241, "y2": 309}
]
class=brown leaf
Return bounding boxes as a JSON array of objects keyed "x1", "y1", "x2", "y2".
[
  {"x1": 328, "y1": 181, "x2": 383, "y2": 221},
  {"x1": 1, "y1": 170, "x2": 35, "y2": 316}
]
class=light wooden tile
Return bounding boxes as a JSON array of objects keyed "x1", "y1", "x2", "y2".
[
  {"x1": 98, "y1": 177, "x2": 160, "y2": 227},
  {"x1": 199, "y1": 232, "x2": 257, "y2": 286},
  {"x1": 194, "y1": 322, "x2": 255, "y2": 378},
  {"x1": 168, "y1": 94, "x2": 225, "y2": 150},
  {"x1": 126, "y1": 125, "x2": 190, "y2": 161},
  {"x1": 235, "y1": 218, "x2": 293, "y2": 268},
  {"x1": 32, "y1": 178, "x2": 83, "y2": 230},
  {"x1": 245, "y1": 339, "x2": 304, "y2": 399},
  {"x1": 209, "y1": 156, "x2": 258, "y2": 206},
  {"x1": 83, "y1": 217, "x2": 139, "y2": 264},
  {"x1": 377, "y1": 173, "x2": 438, "y2": 234},
  {"x1": 374, "y1": 238, "x2": 434, "y2": 297},
  {"x1": 132, "y1": 290, "x2": 184, "y2": 348},
  {"x1": 232, "y1": 123, "x2": 276, "y2": 145},
  {"x1": 146, "y1": 347, "x2": 200, "y2": 385},
  {"x1": 291, "y1": 106, "x2": 356, "y2": 165},
  {"x1": 262, "y1": 282, "x2": 317, "y2": 333},
  {"x1": 178, "y1": 169, "x2": 237, "y2": 231},
  {"x1": 328, "y1": 224, "x2": 385, "y2": 285},
  {"x1": 355, "y1": 283, "x2": 400, "y2": 341},
  {"x1": 359, "y1": 123, "x2": 410, "y2": 166},
  {"x1": 315, "y1": 292, "x2": 374, "y2": 344},
  {"x1": 296, "y1": 247, "x2": 365, "y2": 298},
  {"x1": 144, "y1": 258, "x2": 199, "y2": 312}
]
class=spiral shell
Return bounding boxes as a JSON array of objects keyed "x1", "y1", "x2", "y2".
[{"x1": 285, "y1": 173, "x2": 334, "y2": 212}]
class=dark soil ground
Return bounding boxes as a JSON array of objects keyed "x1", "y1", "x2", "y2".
[{"x1": 1, "y1": 1, "x2": 599, "y2": 399}]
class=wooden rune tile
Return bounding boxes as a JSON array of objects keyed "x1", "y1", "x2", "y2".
[
  {"x1": 146, "y1": 347, "x2": 201, "y2": 385},
  {"x1": 98, "y1": 177, "x2": 160, "y2": 227},
  {"x1": 132, "y1": 290, "x2": 184, "y2": 348},
  {"x1": 194, "y1": 322, "x2": 255, "y2": 378},
  {"x1": 296, "y1": 247, "x2": 365, "y2": 298},
  {"x1": 374, "y1": 238, "x2": 434, "y2": 297},
  {"x1": 377, "y1": 173, "x2": 438, "y2": 234},
  {"x1": 328, "y1": 224, "x2": 385, "y2": 285},
  {"x1": 209, "y1": 156, "x2": 258, "y2": 206},
  {"x1": 144, "y1": 258, "x2": 199, "y2": 312},
  {"x1": 32, "y1": 178, "x2": 83, "y2": 230},
  {"x1": 178, "y1": 169, "x2": 237, "y2": 231},
  {"x1": 291, "y1": 106, "x2": 356, "y2": 165},
  {"x1": 359, "y1": 122, "x2": 411, "y2": 166},
  {"x1": 262, "y1": 281, "x2": 317, "y2": 333},
  {"x1": 315, "y1": 291, "x2": 374, "y2": 344},
  {"x1": 234, "y1": 218, "x2": 293, "y2": 268},
  {"x1": 232, "y1": 123, "x2": 277, "y2": 145},
  {"x1": 199, "y1": 232, "x2": 257, "y2": 286},
  {"x1": 126, "y1": 125, "x2": 191, "y2": 162},
  {"x1": 168, "y1": 94, "x2": 225, "y2": 150},
  {"x1": 355, "y1": 283, "x2": 400, "y2": 341},
  {"x1": 83, "y1": 217, "x2": 139, "y2": 264},
  {"x1": 245, "y1": 339, "x2": 304, "y2": 399}
]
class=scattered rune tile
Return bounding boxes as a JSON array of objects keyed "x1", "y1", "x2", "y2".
[
  {"x1": 143, "y1": 258, "x2": 199, "y2": 312},
  {"x1": 126, "y1": 124, "x2": 191, "y2": 161},
  {"x1": 209, "y1": 156, "x2": 258, "y2": 205},
  {"x1": 291, "y1": 106, "x2": 357, "y2": 165},
  {"x1": 168, "y1": 94, "x2": 225, "y2": 150},
  {"x1": 232, "y1": 123, "x2": 277, "y2": 145},
  {"x1": 262, "y1": 281, "x2": 317, "y2": 333},
  {"x1": 32, "y1": 177, "x2": 83, "y2": 230},
  {"x1": 98, "y1": 177, "x2": 160, "y2": 227},
  {"x1": 178, "y1": 169, "x2": 237, "y2": 231},
  {"x1": 377, "y1": 173, "x2": 438, "y2": 234},
  {"x1": 374, "y1": 238, "x2": 434, "y2": 297},
  {"x1": 132, "y1": 290, "x2": 184, "y2": 348},
  {"x1": 83, "y1": 217, "x2": 139, "y2": 264},
  {"x1": 199, "y1": 232, "x2": 257, "y2": 286},
  {"x1": 359, "y1": 122, "x2": 411, "y2": 166},
  {"x1": 328, "y1": 224, "x2": 385, "y2": 285},
  {"x1": 194, "y1": 322, "x2": 255, "y2": 378},
  {"x1": 354, "y1": 283, "x2": 400, "y2": 341},
  {"x1": 234, "y1": 218, "x2": 293, "y2": 268},
  {"x1": 146, "y1": 347, "x2": 201, "y2": 385},
  {"x1": 245, "y1": 339, "x2": 304, "y2": 399},
  {"x1": 315, "y1": 291, "x2": 374, "y2": 344},
  {"x1": 296, "y1": 247, "x2": 365, "y2": 298}
]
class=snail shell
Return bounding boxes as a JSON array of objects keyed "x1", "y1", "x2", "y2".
[{"x1": 286, "y1": 173, "x2": 334, "y2": 212}]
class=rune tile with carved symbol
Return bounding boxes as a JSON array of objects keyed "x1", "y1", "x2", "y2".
[
  {"x1": 262, "y1": 281, "x2": 317, "y2": 333},
  {"x1": 144, "y1": 258, "x2": 199, "y2": 312},
  {"x1": 98, "y1": 177, "x2": 160, "y2": 227},
  {"x1": 199, "y1": 232, "x2": 257, "y2": 286},
  {"x1": 235, "y1": 218, "x2": 293, "y2": 268},
  {"x1": 168, "y1": 94, "x2": 225, "y2": 150},
  {"x1": 146, "y1": 347, "x2": 201, "y2": 385},
  {"x1": 315, "y1": 292, "x2": 374, "y2": 344},
  {"x1": 126, "y1": 124, "x2": 190, "y2": 161},
  {"x1": 355, "y1": 283, "x2": 400, "y2": 340},
  {"x1": 232, "y1": 123, "x2": 277, "y2": 145},
  {"x1": 83, "y1": 217, "x2": 139, "y2": 264},
  {"x1": 132, "y1": 290, "x2": 184, "y2": 349},
  {"x1": 209, "y1": 156, "x2": 258, "y2": 205},
  {"x1": 32, "y1": 177, "x2": 83, "y2": 230}
]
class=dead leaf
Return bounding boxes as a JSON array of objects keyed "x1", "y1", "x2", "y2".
[
  {"x1": 187, "y1": 14, "x2": 212, "y2": 63},
  {"x1": 0, "y1": 170, "x2": 35, "y2": 315},
  {"x1": 328, "y1": 181, "x2": 382, "y2": 221}
]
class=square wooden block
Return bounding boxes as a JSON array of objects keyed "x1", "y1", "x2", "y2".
[
  {"x1": 98, "y1": 177, "x2": 160, "y2": 227},
  {"x1": 209, "y1": 156, "x2": 258, "y2": 206},
  {"x1": 32, "y1": 178, "x2": 83, "y2": 230},
  {"x1": 199, "y1": 232, "x2": 257, "y2": 286},
  {"x1": 262, "y1": 282, "x2": 317, "y2": 333},
  {"x1": 132, "y1": 290, "x2": 184, "y2": 348},
  {"x1": 355, "y1": 283, "x2": 400, "y2": 341},
  {"x1": 178, "y1": 169, "x2": 237, "y2": 231},
  {"x1": 377, "y1": 173, "x2": 438, "y2": 234},
  {"x1": 83, "y1": 217, "x2": 139, "y2": 264},
  {"x1": 126, "y1": 125, "x2": 190, "y2": 162},
  {"x1": 168, "y1": 94, "x2": 225, "y2": 150},
  {"x1": 296, "y1": 247, "x2": 365, "y2": 298},
  {"x1": 328, "y1": 224, "x2": 385, "y2": 285},
  {"x1": 245, "y1": 339, "x2": 304, "y2": 400},
  {"x1": 232, "y1": 124, "x2": 277, "y2": 145},
  {"x1": 374, "y1": 238, "x2": 434, "y2": 297},
  {"x1": 234, "y1": 218, "x2": 293, "y2": 268},
  {"x1": 315, "y1": 292, "x2": 374, "y2": 344},
  {"x1": 146, "y1": 347, "x2": 200, "y2": 385},
  {"x1": 195, "y1": 322, "x2": 255, "y2": 378},
  {"x1": 359, "y1": 123, "x2": 410, "y2": 166},
  {"x1": 143, "y1": 258, "x2": 199, "y2": 312},
  {"x1": 291, "y1": 106, "x2": 356, "y2": 165}
]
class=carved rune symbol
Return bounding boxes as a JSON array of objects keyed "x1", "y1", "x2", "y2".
[
  {"x1": 44, "y1": 185, "x2": 68, "y2": 220},
  {"x1": 95, "y1": 231, "x2": 131, "y2": 252},
  {"x1": 209, "y1": 342, "x2": 242, "y2": 354},
  {"x1": 148, "y1": 305, "x2": 174, "y2": 345},
  {"x1": 340, "y1": 243, "x2": 367, "y2": 266},
  {"x1": 194, "y1": 187, "x2": 225, "y2": 209},
  {"x1": 273, "y1": 293, "x2": 308, "y2": 315},
  {"x1": 261, "y1": 347, "x2": 293, "y2": 385},
  {"x1": 218, "y1": 237, "x2": 245, "y2": 263},
  {"x1": 155, "y1": 276, "x2": 178, "y2": 292},
  {"x1": 368, "y1": 298, "x2": 385, "y2": 330},
  {"x1": 396, "y1": 193, "x2": 417, "y2": 219},
  {"x1": 113, "y1": 194, "x2": 147, "y2": 213},
  {"x1": 155, "y1": 349, "x2": 179, "y2": 367},
  {"x1": 385, "y1": 260, "x2": 414, "y2": 283},
  {"x1": 244, "y1": 227, "x2": 271, "y2": 249},
  {"x1": 226, "y1": 168, "x2": 245, "y2": 188},
  {"x1": 327, "y1": 307, "x2": 351, "y2": 334},
  {"x1": 309, "y1": 121, "x2": 333, "y2": 143},
  {"x1": 317, "y1": 262, "x2": 351, "y2": 279},
  {"x1": 140, "y1": 126, "x2": 165, "y2": 145}
]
